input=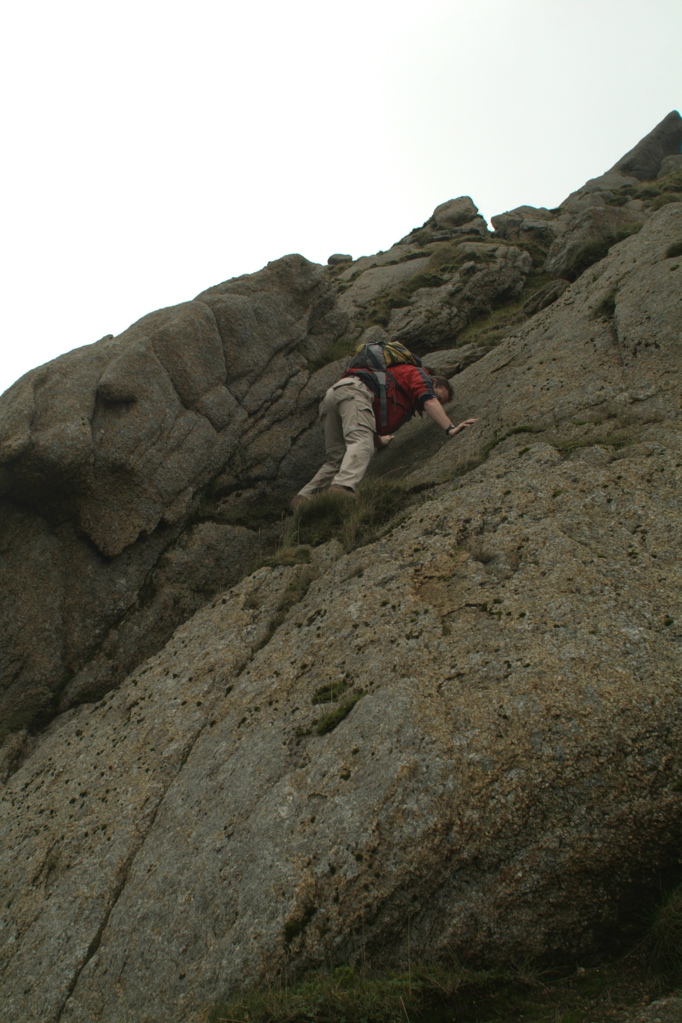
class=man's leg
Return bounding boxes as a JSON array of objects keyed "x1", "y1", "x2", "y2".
[
  {"x1": 331, "y1": 383, "x2": 375, "y2": 492},
  {"x1": 294, "y1": 389, "x2": 347, "y2": 499}
]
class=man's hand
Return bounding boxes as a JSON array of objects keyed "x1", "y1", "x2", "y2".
[
  {"x1": 374, "y1": 433, "x2": 395, "y2": 449},
  {"x1": 447, "y1": 418, "x2": 478, "y2": 437}
]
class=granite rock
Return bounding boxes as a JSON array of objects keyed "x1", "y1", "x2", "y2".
[
  {"x1": 544, "y1": 205, "x2": 646, "y2": 279},
  {"x1": 1, "y1": 120, "x2": 682, "y2": 1023},
  {"x1": 388, "y1": 244, "x2": 530, "y2": 349},
  {"x1": 0, "y1": 256, "x2": 347, "y2": 737},
  {"x1": 432, "y1": 195, "x2": 479, "y2": 229}
]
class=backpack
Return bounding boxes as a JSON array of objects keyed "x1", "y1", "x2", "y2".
[{"x1": 347, "y1": 340, "x2": 422, "y2": 429}]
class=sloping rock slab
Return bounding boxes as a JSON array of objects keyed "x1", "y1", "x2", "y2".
[
  {"x1": 1, "y1": 427, "x2": 681, "y2": 1023},
  {"x1": 1, "y1": 209, "x2": 681, "y2": 1023}
]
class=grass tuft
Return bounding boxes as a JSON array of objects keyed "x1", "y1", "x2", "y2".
[
  {"x1": 594, "y1": 290, "x2": 617, "y2": 319},
  {"x1": 288, "y1": 479, "x2": 410, "y2": 552},
  {"x1": 311, "y1": 680, "x2": 352, "y2": 705},
  {"x1": 315, "y1": 692, "x2": 364, "y2": 735},
  {"x1": 566, "y1": 224, "x2": 643, "y2": 281},
  {"x1": 210, "y1": 962, "x2": 514, "y2": 1023},
  {"x1": 210, "y1": 952, "x2": 668, "y2": 1023},
  {"x1": 258, "y1": 547, "x2": 312, "y2": 569},
  {"x1": 306, "y1": 336, "x2": 357, "y2": 372}
]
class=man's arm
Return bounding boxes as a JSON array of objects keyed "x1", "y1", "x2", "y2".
[{"x1": 423, "y1": 397, "x2": 478, "y2": 436}]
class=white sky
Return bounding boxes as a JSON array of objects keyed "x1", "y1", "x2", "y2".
[{"x1": 1, "y1": 0, "x2": 680, "y2": 396}]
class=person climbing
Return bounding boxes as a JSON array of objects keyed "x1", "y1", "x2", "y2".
[{"x1": 290, "y1": 356, "x2": 478, "y2": 509}]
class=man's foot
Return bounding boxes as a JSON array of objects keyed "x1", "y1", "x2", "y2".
[
  {"x1": 290, "y1": 495, "x2": 310, "y2": 511},
  {"x1": 329, "y1": 485, "x2": 357, "y2": 499}
]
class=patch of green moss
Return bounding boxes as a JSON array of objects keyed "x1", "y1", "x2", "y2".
[
  {"x1": 312, "y1": 680, "x2": 352, "y2": 705},
  {"x1": 315, "y1": 691, "x2": 364, "y2": 735}
]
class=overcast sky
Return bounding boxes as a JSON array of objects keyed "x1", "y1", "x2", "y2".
[{"x1": 1, "y1": 0, "x2": 680, "y2": 396}]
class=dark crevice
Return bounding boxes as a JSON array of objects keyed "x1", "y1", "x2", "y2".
[
  {"x1": 54, "y1": 841, "x2": 141, "y2": 1021},
  {"x1": 52, "y1": 597, "x2": 289, "y2": 1019}
]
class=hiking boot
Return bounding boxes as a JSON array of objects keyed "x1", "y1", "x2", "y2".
[
  {"x1": 290, "y1": 495, "x2": 310, "y2": 511},
  {"x1": 329, "y1": 485, "x2": 357, "y2": 499}
]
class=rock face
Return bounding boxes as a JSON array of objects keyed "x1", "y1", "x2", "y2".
[
  {"x1": 0, "y1": 255, "x2": 347, "y2": 741},
  {"x1": 1, "y1": 118, "x2": 682, "y2": 1023},
  {"x1": 543, "y1": 204, "x2": 645, "y2": 279},
  {"x1": 609, "y1": 109, "x2": 682, "y2": 182},
  {"x1": 388, "y1": 243, "x2": 532, "y2": 349}
]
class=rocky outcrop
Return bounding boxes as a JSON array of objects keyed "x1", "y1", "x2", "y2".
[
  {"x1": 1, "y1": 118, "x2": 682, "y2": 1023},
  {"x1": 387, "y1": 243, "x2": 531, "y2": 349},
  {"x1": 543, "y1": 205, "x2": 646, "y2": 280},
  {"x1": 379, "y1": 203, "x2": 682, "y2": 489},
  {"x1": 491, "y1": 205, "x2": 559, "y2": 247},
  {"x1": 565, "y1": 110, "x2": 682, "y2": 199},
  {"x1": 0, "y1": 255, "x2": 347, "y2": 739},
  {"x1": 609, "y1": 109, "x2": 682, "y2": 182},
  {"x1": 491, "y1": 112, "x2": 682, "y2": 288},
  {"x1": 432, "y1": 195, "x2": 479, "y2": 228}
]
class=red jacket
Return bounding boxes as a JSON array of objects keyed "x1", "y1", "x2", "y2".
[{"x1": 342, "y1": 364, "x2": 436, "y2": 435}]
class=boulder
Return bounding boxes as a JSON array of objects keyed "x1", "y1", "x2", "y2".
[
  {"x1": 328, "y1": 253, "x2": 353, "y2": 265},
  {"x1": 563, "y1": 173, "x2": 640, "y2": 208},
  {"x1": 658, "y1": 153, "x2": 682, "y2": 178},
  {"x1": 421, "y1": 343, "x2": 493, "y2": 377},
  {"x1": 491, "y1": 205, "x2": 559, "y2": 247},
  {"x1": 357, "y1": 324, "x2": 390, "y2": 346},
  {"x1": 432, "y1": 195, "x2": 479, "y2": 229},
  {"x1": 451, "y1": 215, "x2": 489, "y2": 237}
]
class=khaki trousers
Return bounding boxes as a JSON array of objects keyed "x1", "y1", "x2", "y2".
[{"x1": 297, "y1": 377, "x2": 375, "y2": 497}]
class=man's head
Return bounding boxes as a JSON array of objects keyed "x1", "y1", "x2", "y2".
[{"x1": 432, "y1": 375, "x2": 453, "y2": 404}]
